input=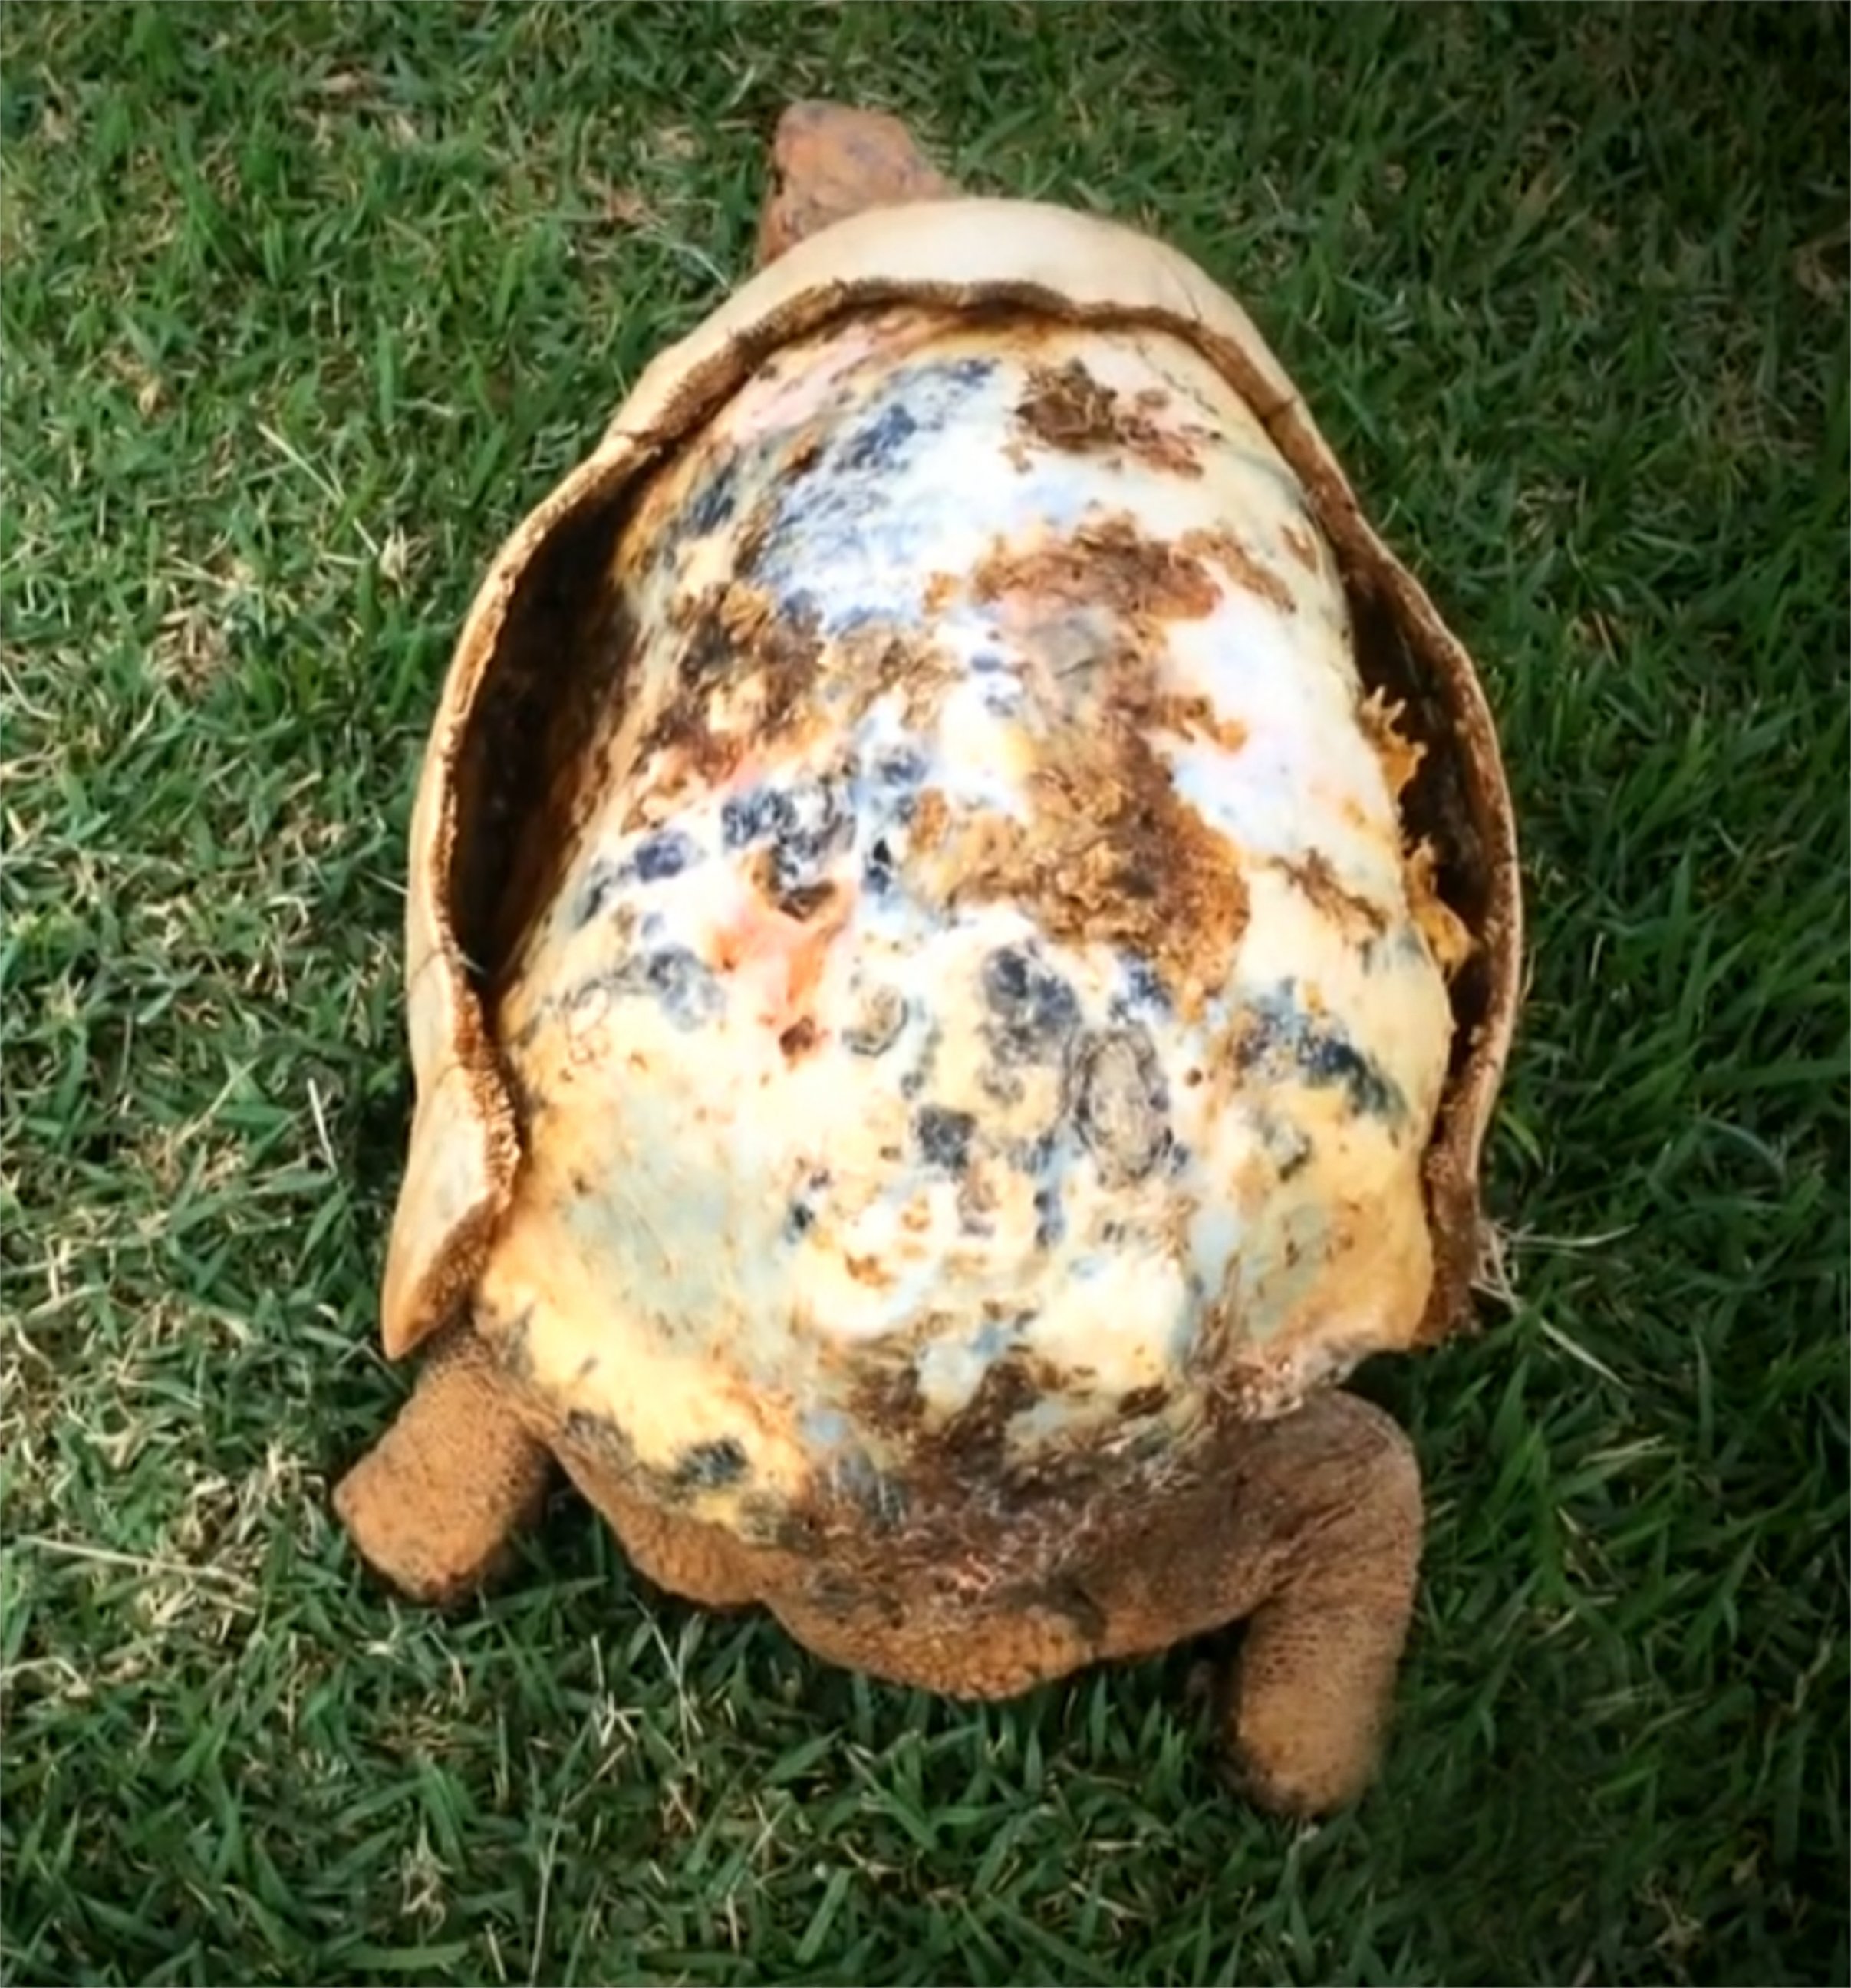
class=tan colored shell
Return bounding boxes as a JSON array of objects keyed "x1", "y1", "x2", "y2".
[{"x1": 381, "y1": 196, "x2": 1522, "y2": 1364}]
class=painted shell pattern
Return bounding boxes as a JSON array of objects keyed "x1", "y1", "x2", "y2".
[{"x1": 476, "y1": 304, "x2": 1466, "y2": 1537}]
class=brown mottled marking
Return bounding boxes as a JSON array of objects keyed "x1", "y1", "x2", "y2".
[
  {"x1": 1358, "y1": 686, "x2": 1425, "y2": 800},
  {"x1": 1141, "y1": 691, "x2": 1249, "y2": 755},
  {"x1": 938, "y1": 1354, "x2": 1063, "y2": 1466},
  {"x1": 711, "y1": 883, "x2": 852, "y2": 1029},
  {"x1": 850, "y1": 1357, "x2": 927, "y2": 1437},
  {"x1": 1177, "y1": 526, "x2": 1296, "y2": 614},
  {"x1": 835, "y1": 621, "x2": 963, "y2": 732},
  {"x1": 1016, "y1": 357, "x2": 1207, "y2": 478},
  {"x1": 621, "y1": 581, "x2": 827, "y2": 825},
  {"x1": 973, "y1": 511, "x2": 1221, "y2": 623},
  {"x1": 1118, "y1": 1383, "x2": 1171, "y2": 1417},
  {"x1": 909, "y1": 787, "x2": 950, "y2": 851},
  {"x1": 751, "y1": 851, "x2": 839, "y2": 923},
  {"x1": 909, "y1": 513, "x2": 1253, "y2": 1014},
  {"x1": 1276, "y1": 849, "x2": 1389, "y2": 941},
  {"x1": 1403, "y1": 839, "x2": 1475, "y2": 976},
  {"x1": 907, "y1": 748, "x2": 1247, "y2": 1019},
  {"x1": 731, "y1": 485, "x2": 780, "y2": 577},
  {"x1": 778, "y1": 1016, "x2": 821, "y2": 1060},
  {"x1": 1280, "y1": 522, "x2": 1322, "y2": 574},
  {"x1": 845, "y1": 1251, "x2": 896, "y2": 1290}
]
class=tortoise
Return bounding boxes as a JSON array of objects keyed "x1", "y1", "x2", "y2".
[{"x1": 334, "y1": 102, "x2": 1522, "y2": 1816}]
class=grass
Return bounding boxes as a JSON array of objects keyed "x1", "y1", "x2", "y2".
[{"x1": 2, "y1": 0, "x2": 1846, "y2": 1981}]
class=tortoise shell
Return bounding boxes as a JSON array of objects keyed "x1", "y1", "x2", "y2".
[{"x1": 380, "y1": 199, "x2": 1521, "y2": 1540}]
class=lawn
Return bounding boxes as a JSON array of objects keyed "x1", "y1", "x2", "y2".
[{"x1": 2, "y1": 2, "x2": 1846, "y2": 1983}]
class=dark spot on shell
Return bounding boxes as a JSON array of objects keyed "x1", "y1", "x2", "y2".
[
  {"x1": 775, "y1": 584, "x2": 822, "y2": 625},
  {"x1": 772, "y1": 775, "x2": 855, "y2": 892},
  {"x1": 901, "y1": 1017, "x2": 942, "y2": 1099},
  {"x1": 779, "y1": 1016, "x2": 818, "y2": 1060},
  {"x1": 774, "y1": 879, "x2": 838, "y2": 922},
  {"x1": 561, "y1": 1407, "x2": 632, "y2": 1464},
  {"x1": 574, "y1": 1354, "x2": 599, "y2": 1381},
  {"x1": 725, "y1": 775, "x2": 855, "y2": 891},
  {"x1": 785, "y1": 1166, "x2": 829, "y2": 1239},
  {"x1": 927, "y1": 355, "x2": 997, "y2": 393},
  {"x1": 863, "y1": 835, "x2": 897, "y2": 894},
  {"x1": 569, "y1": 1170, "x2": 591, "y2": 1196},
  {"x1": 1240, "y1": 986, "x2": 1406, "y2": 1124},
  {"x1": 641, "y1": 946, "x2": 721, "y2": 1022},
  {"x1": 1257, "y1": 1115, "x2": 1314, "y2": 1180},
  {"x1": 589, "y1": 946, "x2": 724, "y2": 1030},
  {"x1": 571, "y1": 860, "x2": 625, "y2": 930},
  {"x1": 670, "y1": 1437, "x2": 749, "y2": 1492},
  {"x1": 1033, "y1": 1179, "x2": 1064, "y2": 1249},
  {"x1": 676, "y1": 611, "x2": 733, "y2": 691},
  {"x1": 837, "y1": 1450, "x2": 910, "y2": 1529},
  {"x1": 1118, "y1": 1384, "x2": 1169, "y2": 1417},
  {"x1": 981, "y1": 1062, "x2": 1025, "y2": 1106},
  {"x1": 1071, "y1": 1026, "x2": 1171, "y2": 1186},
  {"x1": 937, "y1": 1353, "x2": 1059, "y2": 1469},
  {"x1": 915, "y1": 1104, "x2": 976, "y2": 1172},
  {"x1": 1114, "y1": 959, "x2": 1171, "y2": 1019},
  {"x1": 957, "y1": 1171, "x2": 997, "y2": 1237},
  {"x1": 843, "y1": 986, "x2": 907, "y2": 1056},
  {"x1": 722, "y1": 786, "x2": 782, "y2": 850},
  {"x1": 870, "y1": 743, "x2": 929, "y2": 798},
  {"x1": 631, "y1": 828, "x2": 697, "y2": 883},
  {"x1": 680, "y1": 462, "x2": 739, "y2": 538},
  {"x1": 982, "y1": 946, "x2": 1080, "y2": 1065},
  {"x1": 836, "y1": 401, "x2": 919, "y2": 472},
  {"x1": 851, "y1": 1359, "x2": 926, "y2": 1437}
]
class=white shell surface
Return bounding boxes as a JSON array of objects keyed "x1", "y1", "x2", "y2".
[{"x1": 477, "y1": 305, "x2": 1453, "y2": 1524}]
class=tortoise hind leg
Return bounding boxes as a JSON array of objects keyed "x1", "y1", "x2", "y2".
[
  {"x1": 334, "y1": 1321, "x2": 552, "y2": 1605},
  {"x1": 1099, "y1": 1390, "x2": 1422, "y2": 1815},
  {"x1": 756, "y1": 101, "x2": 957, "y2": 266},
  {"x1": 1209, "y1": 1393, "x2": 1424, "y2": 1813}
]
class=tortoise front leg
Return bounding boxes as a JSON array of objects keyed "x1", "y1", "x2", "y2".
[
  {"x1": 756, "y1": 101, "x2": 957, "y2": 267},
  {"x1": 334, "y1": 1321, "x2": 552, "y2": 1605}
]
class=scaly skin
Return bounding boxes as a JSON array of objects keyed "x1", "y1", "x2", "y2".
[
  {"x1": 335, "y1": 101, "x2": 1433, "y2": 1816},
  {"x1": 338, "y1": 1327, "x2": 1421, "y2": 1813}
]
